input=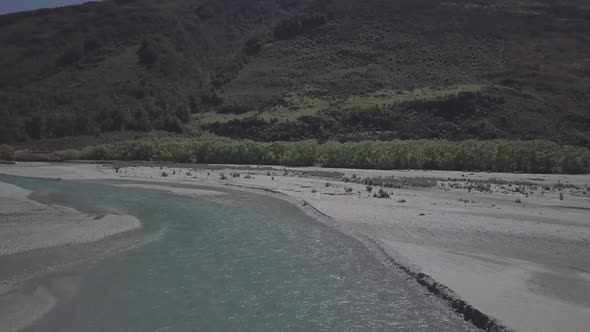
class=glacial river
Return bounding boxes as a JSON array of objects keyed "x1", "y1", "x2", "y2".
[{"x1": 1, "y1": 176, "x2": 475, "y2": 331}]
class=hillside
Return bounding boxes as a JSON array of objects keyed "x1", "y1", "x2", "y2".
[{"x1": 1, "y1": 0, "x2": 590, "y2": 147}]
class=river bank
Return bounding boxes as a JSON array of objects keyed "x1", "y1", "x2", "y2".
[
  {"x1": 0, "y1": 181, "x2": 141, "y2": 257},
  {"x1": 1, "y1": 162, "x2": 589, "y2": 332}
]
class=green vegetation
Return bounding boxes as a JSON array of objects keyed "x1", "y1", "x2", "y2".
[
  {"x1": 2, "y1": 0, "x2": 590, "y2": 148},
  {"x1": 0, "y1": 0, "x2": 330, "y2": 143},
  {"x1": 75, "y1": 138, "x2": 590, "y2": 174},
  {"x1": 341, "y1": 85, "x2": 486, "y2": 110},
  {"x1": 0, "y1": 144, "x2": 15, "y2": 161},
  {"x1": 204, "y1": 91, "x2": 512, "y2": 142}
]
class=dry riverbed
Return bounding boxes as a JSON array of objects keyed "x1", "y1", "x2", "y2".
[{"x1": 1, "y1": 162, "x2": 590, "y2": 332}]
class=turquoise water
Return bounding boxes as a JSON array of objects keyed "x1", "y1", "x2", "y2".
[{"x1": 1, "y1": 176, "x2": 475, "y2": 331}]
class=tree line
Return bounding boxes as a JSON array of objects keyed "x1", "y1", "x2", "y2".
[{"x1": 74, "y1": 138, "x2": 590, "y2": 174}]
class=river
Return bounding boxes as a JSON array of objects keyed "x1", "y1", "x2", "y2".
[{"x1": 0, "y1": 176, "x2": 475, "y2": 331}]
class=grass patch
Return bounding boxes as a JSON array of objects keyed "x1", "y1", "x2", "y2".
[
  {"x1": 198, "y1": 92, "x2": 331, "y2": 126},
  {"x1": 341, "y1": 84, "x2": 487, "y2": 110}
]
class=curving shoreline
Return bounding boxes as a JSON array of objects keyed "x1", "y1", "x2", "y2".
[
  {"x1": 0, "y1": 180, "x2": 142, "y2": 257},
  {"x1": 0, "y1": 178, "x2": 144, "y2": 332},
  {"x1": 1, "y1": 162, "x2": 590, "y2": 332},
  {"x1": 224, "y1": 184, "x2": 510, "y2": 331}
]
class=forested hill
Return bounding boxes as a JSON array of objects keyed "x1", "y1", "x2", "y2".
[
  {"x1": 0, "y1": 0, "x2": 309, "y2": 142},
  {"x1": 1, "y1": 0, "x2": 590, "y2": 147}
]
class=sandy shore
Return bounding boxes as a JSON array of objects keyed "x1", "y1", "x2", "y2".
[
  {"x1": 1, "y1": 162, "x2": 590, "y2": 332},
  {"x1": 0, "y1": 181, "x2": 141, "y2": 257}
]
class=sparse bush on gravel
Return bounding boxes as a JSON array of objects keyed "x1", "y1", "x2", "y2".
[{"x1": 374, "y1": 188, "x2": 390, "y2": 199}]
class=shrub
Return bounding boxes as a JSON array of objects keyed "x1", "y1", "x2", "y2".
[
  {"x1": 220, "y1": 173, "x2": 227, "y2": 180},
  {"x1": 0, "y1": 144, "x2": 15, "y2": 161},
  {"x1": 366, "y1": 185, "x2": 373, "y2": 192},
  {"x1": 161, "y1": 171, "x2": 168, "y2": 177},
  {"x1": 59, "y1": 149, "x2": 81, "y2": 161},
  {"x1": 325, "y1": 182, "x2": 331, "y2": 187},
  {"x1": 374, "y1": 188, "x2": 390, "y2": 199}
]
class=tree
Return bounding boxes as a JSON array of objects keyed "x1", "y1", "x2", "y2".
[
  {"x1": 175, "y1": 103, "x2": 191, "y2": 123},
  {"x1": 137, "y1": 40, "x2": 158, "y2": 68},
  {"x1": 0, "y1": 144, "x2": 15, "y2": 161},
  {"x1": 25, "y1": 114, "x2": 46, "y2": 139}
]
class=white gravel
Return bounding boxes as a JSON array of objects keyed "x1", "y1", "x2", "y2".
[{"x1": 0, "y1": 180, "x2": 141, "y2": 257}]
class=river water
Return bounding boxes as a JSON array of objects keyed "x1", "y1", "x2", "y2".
[{"x1": 1, "y1": 176, "x2": 475, "y2": 331}]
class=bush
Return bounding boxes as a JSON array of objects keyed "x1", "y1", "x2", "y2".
[
  {"x1": 374, "y1": 188, "x2": 390, "y2": 199},
  {"x1": 0, "y1": 144, "x2": 15, "y2": 161},
  {"x1": 59, "y1": 149, "x2": 81, "y2": 161},
  {"x1": 366, "y1": 185, "x2": 373, "y2": 192}
]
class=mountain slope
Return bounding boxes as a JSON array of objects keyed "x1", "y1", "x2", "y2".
[
  {"x1": 1, "y1": 0, "x2": 589, "y2": 147},
  {"x1": 0, "y1": 0, "x2": 308, "y2": 142},
  {"x1": 208, "y1": 0, "x2": 590, "y2": 145}
]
